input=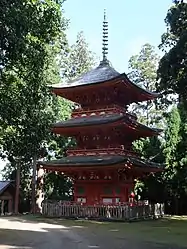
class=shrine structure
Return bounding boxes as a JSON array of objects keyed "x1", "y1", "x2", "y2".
[{"x1": 38, "y1": 12, "x2": 163, "y2": 206}]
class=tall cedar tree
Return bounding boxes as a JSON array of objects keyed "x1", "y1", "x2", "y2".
[
  {"x1": 157, "y1": 1, "x2": 187, "y2": 105},
  {"x1": 128, "y1": 44, "x2": 165, "y2": 201},
  {"x1": 157, "y1": 0, "x2": 187, "y2": 214},
  {"x1": 0, "y1": 0, "x2": 68, "y2": 211}
]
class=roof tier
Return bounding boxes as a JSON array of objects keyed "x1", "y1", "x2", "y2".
[
  {"x1": 52, "y1": 61, "x2": 160, "y2": 106},
  {"x1": 39, "y1": 155, "x2": 163, "y2": 173},
  {"x1": 52, "y1": 113, "x2": 162, "y2": 138}
]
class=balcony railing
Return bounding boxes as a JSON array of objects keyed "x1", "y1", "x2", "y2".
[{"x1": 67, "y1": 147, "x2": 139, "y2": 157}]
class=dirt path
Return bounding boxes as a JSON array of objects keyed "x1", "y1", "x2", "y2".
[
  {"x1": 0, "y1": 217, "x2": 91, "y2": 249},
  {"x1": 0, "y1": 217, "x2": 186, "y2": 249}
]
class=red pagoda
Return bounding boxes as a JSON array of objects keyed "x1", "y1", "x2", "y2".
[{"x1": 38, "y1": 12, "x2": 163, "y2": 206}]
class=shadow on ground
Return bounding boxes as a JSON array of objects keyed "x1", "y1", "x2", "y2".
[{"x1": 0, "y1": 226, "x2": 82, "y2": 249}]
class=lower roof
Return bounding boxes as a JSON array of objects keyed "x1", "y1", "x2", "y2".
[
  {"x1": 39, "y1": 155, "x2": 164, "y2": 171},
  {"x1": 53, "y1": 113, "x2": 162, "y2": 135}
]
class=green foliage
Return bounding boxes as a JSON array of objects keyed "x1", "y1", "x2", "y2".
[
  {"x1": 128, "y1": 43, "x2": 159, "y2": 89},
  {"x1": 155, "y1": 1, "x2": 187, "y2": 214},
  {"x1": 44, "y1": 172, "x2": 72, "y2": 200},
  {"x1": 0, "y1": 0, "x2": 65, "y2": 69},
  {"x1": 128, "y1": 43, "x2": 163, "y2": 127},
  {"x1": 60, "y1": 31, "x2": 96, "y2": 80},
  {"x1": 164, "y1": 107, "x2": 181, "y2": 168},
  {"x1": 133, "y1": 135, "x2": 165, "y2": 202},
  {"x1": 0, "y1": 0, "x2": 68, "y2": 161},
  {"x1": 128, "y1": 44, "x2": 166, "y2": 203},
  {"x1": 0, "y1": 0, "x2": 72, "y2": 209},
  {"x1": 162, "y1": 106, "x2": 187, "y2": 208},
  {"x1": 134, "y1": 137, "x2": 164, "y2": 164},
  {"x1": 157, "y1": 1, "x2": 187, "y2": 103}
]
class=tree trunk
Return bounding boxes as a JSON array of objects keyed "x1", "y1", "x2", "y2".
[
  {"x1": 31, "y1": 154, "x2": 37, "y2": 214},
  {"x1": 14, "y1": 160, "x2": 21, "y2": 214},
  {"x1": 36, "y1": 166, "x2": 45, "y2": 214}
]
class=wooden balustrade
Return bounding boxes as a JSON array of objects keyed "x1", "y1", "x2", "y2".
[
  {"x1": 42, "y1": 202, "x2": 164, "y2": 221},
  {"x1": 72, "y1": 105, "x2": 125, "y2": 118},
  {"x1": 67, "y1": 147, "x2": 139, "y2": 157}
]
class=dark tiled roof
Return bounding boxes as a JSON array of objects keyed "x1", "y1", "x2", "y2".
[
  {"x1": 55, "y1": 61, "x2": 120, "y2": 88},
  {"x1": 39, "y1": 155, "x2": 164, "y2": 170},
  {"x1": 53, "y1": 113, "x2": 162, "y2": 134},
  {"x1": 53, "y1": 113, "x2": 123, "y2": 128},
  {"x1": 0, "y1": 181, "x2": 13, "y2": 195},
  {"x1": 52, "y1": 61, "x2": 160, "y2": 98}
]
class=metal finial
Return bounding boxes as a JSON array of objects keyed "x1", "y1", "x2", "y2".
[{"x1": 102, "y1": 9, "x2": 108, "y2": 62}]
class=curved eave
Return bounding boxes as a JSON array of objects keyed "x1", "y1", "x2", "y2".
[
  {"x1": 51, "y1": 73, "x2": 160, "y2": 101},
  {"x1": 38, "y1": 155, "x2": 164, "y2": 172},
  {"x1": 52, "y1": 114, "x2": 162, "y2": 136},
  {"x1": 129, "y1": 157, "x2": 164, "y2": 172},
  {"x1": 120, "y1": 73, "x2": 161, "y2": 98}
]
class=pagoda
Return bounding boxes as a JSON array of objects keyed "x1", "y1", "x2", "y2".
[{"x1": 38, "y1": 11, "x2": 163, "y2": 206}]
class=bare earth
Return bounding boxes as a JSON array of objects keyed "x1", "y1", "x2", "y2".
[{"x1": 0, "y1": 217, "x2": 186, "y2": 249}]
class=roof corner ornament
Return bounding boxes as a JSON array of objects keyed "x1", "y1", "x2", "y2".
[{"x1": 100, "y1": 9, "x2": 109, "y2": 66}]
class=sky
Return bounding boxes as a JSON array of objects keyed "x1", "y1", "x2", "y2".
[
  {"x1": 64, "y1": 0, "x2": 172, "y2": 72},
  {"x1": 0, "y1": 0, "x2": 172, "y2": 179}
]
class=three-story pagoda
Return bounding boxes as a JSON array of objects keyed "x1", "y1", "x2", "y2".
[{"x1": 38, "y1": 12, "x2": 163, "y2": 206}]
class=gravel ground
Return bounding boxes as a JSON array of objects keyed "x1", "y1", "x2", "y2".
[{"x1": 0, "y1": 217, "x2": 186, "y2": 249}]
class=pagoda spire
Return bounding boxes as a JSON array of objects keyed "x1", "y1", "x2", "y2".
[{"x1": 100, "y1": 9, "x2": 109, "y2": 65}]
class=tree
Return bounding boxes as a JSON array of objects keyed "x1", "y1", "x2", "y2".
[
  {"x1": 128, "y1": 43, "x2": 165, "y2": 171},
  {"x1": 0, "y1": 0, "x2": 69, "y2": 212},
  {"x1": 155, "y1": 0, "x2": 187, "y2": 214},
  {"x1": 128, "y1": 43, "x2": 162, "y2": 127},
  {"x1": 128, "y1": 44, "x2": 166, "y2": 202},
  {"x1": 164, "y1": 108, "x2": 181, "y2": 169},
  {"x1": 157, "y1": 1, "x2": 187, "y2": 105},
  {"x1": 163, "y1": 107, "x2": 181, "y2": 203},
  {"x1": 60, "y1": 31, "x2": 96, "y2": 80},
  {"x1": 0, "y1": 0, "x2": 66, "y2": 72},
  {"x1": 162, "y1": 106, "x2": 187, "y2": 214}
]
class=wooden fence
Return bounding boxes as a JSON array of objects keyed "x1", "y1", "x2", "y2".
[{"x1": 42, "y1": 202, "x2": 164, "y2": 221}]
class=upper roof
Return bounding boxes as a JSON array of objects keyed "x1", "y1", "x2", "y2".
[
  {"x1": 54, "y1": 61, "x2": 120, "y2": 88},
  {"x1": 52, "y1": 61, "x2": 159, "y2": 97},
  {"x1": 0, "y1": 180, "x2": 13, "y2": 195}
]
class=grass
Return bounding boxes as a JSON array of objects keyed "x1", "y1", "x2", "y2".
[
  {"x1": 101, "y1": 216, "x2": 187, "y2": 247},
  {"x1": 30, "y1": 215, "x2": 187, "y2": 247}
]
